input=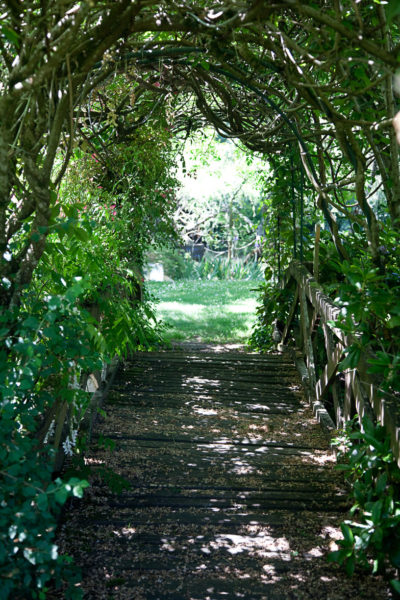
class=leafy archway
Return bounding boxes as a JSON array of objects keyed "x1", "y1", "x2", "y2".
[{"x1": 1, "y1": 2, "x2": 400, "y2": 597}]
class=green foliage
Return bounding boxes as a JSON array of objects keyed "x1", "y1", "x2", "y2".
[
  {"x1": 176, "y1": 131, "x2": 265, "y2": 254},
  {"x1": 0, "y1": 134, "x2": 175, "y2": 593},
  {"x1": 0, "y1": 466, "x2": 86, "y2": 599},
  {"x1": 329, "y1": 416, "x2": 400, "y2": 590},
  {"x1": 0, "y1": 287, "x2": 100, "y2": 599},
  {"x1": 0, "y1": 98, "x2": 179, "y2": 597},
  {"x1": 147, "y1": 247, "x2": 263, "y2": 281},
  {"x1": 249, "y1": 278, "x2": 293, "y2": 351},
  {"x1": 2, "y1": 2, "x2": 400, "y2": 597},
  {"x1": 178, "y1": 255, "x2": 263, "y2": 281},
  {"x1": 328, "y1": 231, "x2": 400, "y2": 393},
  {"x1": 64, "y1": 434, "x2": 131, "y2": 496},
  {"x1": 146, "y1": 246, "x2": 188, "y2": 280}
]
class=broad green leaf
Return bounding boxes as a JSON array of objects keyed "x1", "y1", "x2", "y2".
[
  {"x1": 36, "y1": 493, "x2": 48, "y2": 511},
  {"x1": 47, "y1": 296, "x2": 62, "y2": 310},
  {"x1": 388, "y1": 315, "x2": 400, "y2": 328},
  {"x1": 54, "y1": 487, "x2": 68, "y2": 505},
  {"x1": 341, "y1": 523, "x2": 354, "y2": 545},
  {"x1": 371, "y1": 500, "x2": 383, "y2": 525},
  {"x1": 72, "y1": 479, "x2": 90, "y2": 498},
  {"x1": 1, "y1": 24, "x2": 20, "y2": 46},
  {"x1": 372, "y1": 526, "x2": 383, "y2": 546},
  {"x1": 73, "y1": 227, "x2": 90, "y2": 242},
  {"x1": 345, "y1": 555, "x2": 355, "y2": 577},
  {"x1": 375, "y1": 473, "x2": 387, "y2": 495}
]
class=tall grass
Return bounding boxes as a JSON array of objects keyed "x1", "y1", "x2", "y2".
[{"x1": 179, "y1": 255, "x2": 263, "y2": 281}]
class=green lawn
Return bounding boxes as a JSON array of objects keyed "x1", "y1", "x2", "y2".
[{"x1": 147, "y1": 280, "x2": 260, "y2": 344}]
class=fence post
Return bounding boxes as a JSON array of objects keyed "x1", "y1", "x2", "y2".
[
  {"x1": 313, "y1": 223, "x2": 320, "y2": 281},
  {"x1": 299, "y1": 288, "x2": 316, "y2": 390}
]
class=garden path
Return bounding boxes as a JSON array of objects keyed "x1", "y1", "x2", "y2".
[{"x1": 58, "y1": 347, "x2": 391, "y2": 599}]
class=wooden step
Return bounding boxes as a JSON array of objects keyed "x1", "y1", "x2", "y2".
[{"x1": 56, "y1": 348, "x2": 390, "y2": 599}]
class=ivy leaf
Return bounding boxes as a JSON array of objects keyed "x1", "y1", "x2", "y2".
[
  {"x1": 388, "y1": 315, "x2": 400, "y2": 328},
  {"x1": 54, "y1": 487, "x2": 69, "y2": 505},
  {"x1": 36, "y1": 493, "x2": 48, "y2": 511},
  {"x1": 22, "y1": 316, "x2": 39, "y2": 330},
  {"x1": 72, "y1": 480, "x2": 90, "y2": 498},
  {"x1": 327, "y1": 549, "x2": 342, "y2": 562},
  {"x1": 47, "y1": 296, "x2": 62, "y2": 311}
]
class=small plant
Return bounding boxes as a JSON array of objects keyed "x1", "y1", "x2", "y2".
[
  {"x1": 329, "y1": 416, "x2": 400, "y2": 593},
  {"x1": 64, "y1": 433, "x2": 131, "y2": 496}
]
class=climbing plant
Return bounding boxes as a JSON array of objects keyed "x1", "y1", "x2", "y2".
[
  {"x1": 330, "y1": 417, "x2": 400, "y2": 590},
  {"x1": 1, "y1": 0, "x2": 400, "y2": 597}
]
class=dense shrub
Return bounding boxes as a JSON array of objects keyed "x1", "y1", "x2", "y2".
[
  {"x1": 329, "y1": 417, "x2": 400, "y2": 593},
  {"x1": 0, "y1": 287, "x2": 96, "y2": 599}
]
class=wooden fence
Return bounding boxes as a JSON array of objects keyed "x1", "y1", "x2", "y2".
[
  {"x1": 278, "y1": 259, "x2": 400, "y2": 466},
  {"x1": 35, "y1": 301, "x2": 120, "y2": 473}
]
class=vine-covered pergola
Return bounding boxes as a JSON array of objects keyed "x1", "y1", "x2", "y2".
[
  {"x1": 1, "y1": 0, "x2": 399, "y2": 309},
  {"x1": 1, "y1": 2, "x2": 400, "y2": 598}
]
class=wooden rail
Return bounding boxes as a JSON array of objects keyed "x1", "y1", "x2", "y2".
[
  {"x1": 35, "y1": 301, "x2": 120, "y2": 472},
  {"x1": 278, "y1": 260, "x2": 400, "y2": 466}
]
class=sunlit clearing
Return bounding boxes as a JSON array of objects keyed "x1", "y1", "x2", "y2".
[
  {"x1": 158, "y1": 298, "x2": 256, "y2": 316},
  {"x1": 158, "y1": 301, "x2": 205, "y2": 316},
  {"x1": 226, "y1": 298, "x2": 258, "y2": 313},
  {"x1": 148, "y1": 280, "x2": 258, "y2": 343}
]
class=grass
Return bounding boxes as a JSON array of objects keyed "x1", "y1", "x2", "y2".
[{"x1": 147, "y1": 280, "x2": 260, "y2": 344}]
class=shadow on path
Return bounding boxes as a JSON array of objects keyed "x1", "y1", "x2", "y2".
[{"x1": 57, "y1": 347, "x2": 391, "y2": 599}]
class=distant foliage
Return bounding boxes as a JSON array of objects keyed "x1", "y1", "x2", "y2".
[{"x1": 178, "y1": 255, "x2": 263, "y2": 281}]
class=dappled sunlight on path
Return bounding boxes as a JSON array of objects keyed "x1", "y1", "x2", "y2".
[{"x1": 57, "y1": 349, "x2": 391, "y2": 599}]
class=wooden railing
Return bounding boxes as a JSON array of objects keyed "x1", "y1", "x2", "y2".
[
  {"x1": 278, "y1": 260, "x2": 400, "y2": 466},
  {"x1": 35, "y1": 301, "x2": 120, "y2": 473}
]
